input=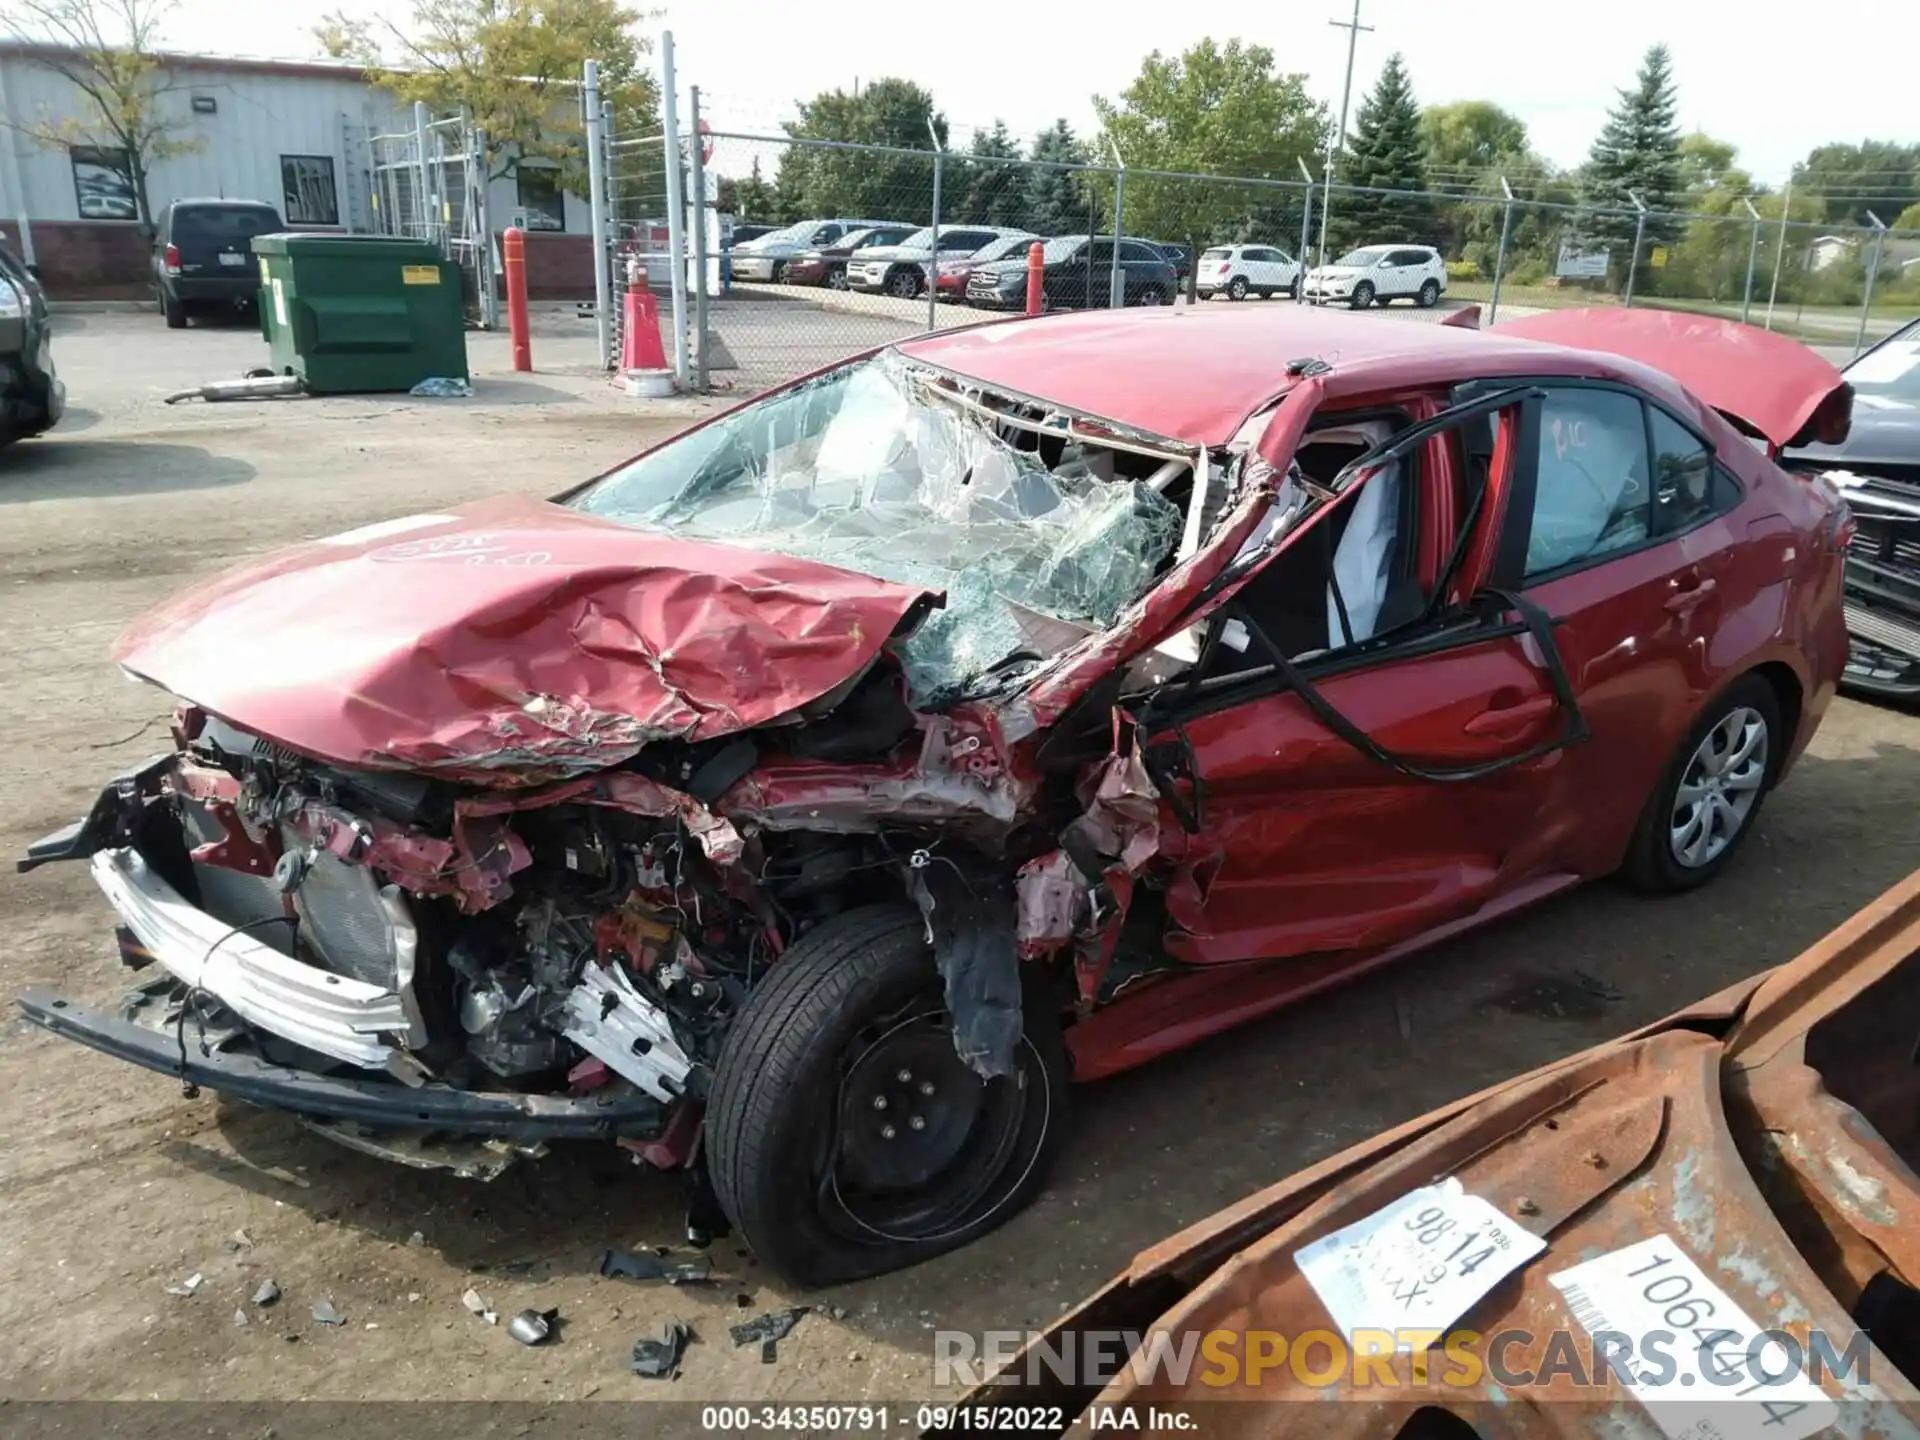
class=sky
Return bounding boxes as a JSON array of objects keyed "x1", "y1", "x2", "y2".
[{"x1": 147, "y1": 0, "x2": 1914, "y2": 186}]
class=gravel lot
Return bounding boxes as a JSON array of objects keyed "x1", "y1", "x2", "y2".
[{"x1": 0, "y1": 307, "x2": 1912, "y2": 1413}]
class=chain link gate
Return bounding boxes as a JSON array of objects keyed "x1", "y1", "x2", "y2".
[{"x1": 365, "y1": 101, "x2": 498, "y2": 330}]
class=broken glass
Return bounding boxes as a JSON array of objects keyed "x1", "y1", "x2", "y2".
[{"x1": 570, "y1": 352, "x2": 1185, "y2": 706}]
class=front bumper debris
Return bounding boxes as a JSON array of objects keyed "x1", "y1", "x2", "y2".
[
  {"x1": 18, "y1": 980, "x2": 671, "y2": 1144},
  {"x1": 92, "y1": 846, "x2": 413, "y2": 1070}
]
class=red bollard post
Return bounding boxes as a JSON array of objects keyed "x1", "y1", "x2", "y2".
[
  {"x1": 503, "y1": 226, "x2": 531, "y2": 372},
  {"x1": 1025, "y1": 241, "x2": 1045, "y2": 316}
]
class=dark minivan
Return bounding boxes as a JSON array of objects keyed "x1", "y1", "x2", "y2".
[
  {"x1": 152, "y1": 199, "x2": 284, "y2": 327},
  {"x1": 0, "y1": 240, "x2": 62, "y2": 443}
]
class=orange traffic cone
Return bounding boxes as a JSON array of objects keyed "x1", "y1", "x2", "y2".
[{"x1": 621, "y1": 268, "x2": 669, "y2": 374}]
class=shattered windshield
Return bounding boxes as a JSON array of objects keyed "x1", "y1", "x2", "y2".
[{"x1": 568, "y1": 352, "x2": 1185, "y2": 706}]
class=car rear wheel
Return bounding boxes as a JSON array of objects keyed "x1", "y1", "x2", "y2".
[
  {"x1": 1417, "y1": 279, "x2": 1441, "y2": 308},
  {"x1": 1620, "y1": 675, "x2": 1781, "y2": 893},
  {"x1": 886, "y1": 268, "x2": 921, "y2": 299},
  {"x1": 163, "y1": 292, "x2": 187, "y2": 329},
  {"x1": 1227, "y1": 276, "x2": 1249, "y2": 301},
  {"x1": 827, "y1": 265, "x2": 849, "y2": 290},
  {"x1": 1350, "y1": 281, "x2": 1375, "y2": 309},
  {"x1": 707, "y1": 905, "x2": 1067, "y2": 1287},
  {"x1": 1289, "y1": 277, "x2": 1301, "y2": 300}
]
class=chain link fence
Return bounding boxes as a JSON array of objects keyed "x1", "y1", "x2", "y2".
[
  {"x1": 363, "y1": 101, "x2": 498, "y2": 329},
  {"x1": 596, "y1": 38, "x2": 1917, "y2": 394}
]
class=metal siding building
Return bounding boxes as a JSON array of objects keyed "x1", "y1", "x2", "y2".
[{"x1": 0, "y1": 45, "x2": 597, "y2": 298}]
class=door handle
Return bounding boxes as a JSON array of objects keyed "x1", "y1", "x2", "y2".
[
  {"x1": 1464, "y1": 692, "x2": 1557, "y2": 735},
  {"x1": 1663, "y1": 575, "x2": 1717, "y2": 613}
]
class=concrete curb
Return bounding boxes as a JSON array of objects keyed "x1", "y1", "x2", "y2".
[{"x1": 48, "y1": 299, "x2": 157, "y2": 314}]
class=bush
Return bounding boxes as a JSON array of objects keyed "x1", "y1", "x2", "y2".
[
  {"x1": 1446, "y1": 258, "x2": 1480, "y2": 281},
  {"x1": 1506, "y1": 258, "x2": 1549, "y2": 287}
]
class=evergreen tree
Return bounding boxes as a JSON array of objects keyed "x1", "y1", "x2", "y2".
[
  {"x1": 956, "y1": 121, "x2": 1025, "y2": 227},
  {"x1": 1024, "y1": 120, "x2": 1092, "y2": 237},
  {"x1": 1577, "y1": 44, "x2": 1683, "y2": 288},
  {"x1": 1332, "y1": 54, "x2": 1433, "y2": 248}
]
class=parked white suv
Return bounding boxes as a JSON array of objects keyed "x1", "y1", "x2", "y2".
[
  {"x1": 1196, "y1": 244, "x2": 1302, "y2": 301},
  {"x1": 1303, "y1": 244, "x2": 1447, "y2": 308}
]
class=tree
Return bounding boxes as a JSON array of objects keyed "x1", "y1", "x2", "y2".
[
  {"x1": 1676, "y1": 133, "x2": 1741, "y2": 197},
  {"x1": 1577, "y1": 43, "x2": 1684, "y2": 289},
  {"x1": 1092, "y1": 39, "x2": 1326, "y2": 294},
  {"x1": 1419, "y1": 101, "x2": 1528, "y2": 177},
  {"x1": 1895, "y1": 201, "x2": 1920, "y2": 235},
  {"x1": 954, "y1": 121, "x2": 1024, "y2": 228},
  {"x1": 1790, "y1": 141, "x2": 1920, "y2": 229},
  {"x1": 1332, "y1": 53, "x2": 1433, "y2": 248},
  {"x1": 1023, "y1": 120, "x2": 1091, "y2": 238},
  {"x1": 5, "y1": 0, "x2": 205, "y2": 228},
  {"x1": 314, "y1": 0, "x2": 657, "y2": 190},
  {"x1": 771, "y1": 79, "x2": 946, "y2": 223},
  {"x1": 716, "y1": 157, "x2": 779, "y2": 223}
]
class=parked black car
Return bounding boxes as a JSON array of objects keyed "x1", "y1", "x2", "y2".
[
  {"x1": 1786, "y1": 317, "x2": 1920, "y2": 700},
  {"x1": 0, "y1": 241, "x2": 63, "y2": 444},
  {"x1": 1153, "y1": 241, "x2": 1193, "y2": 285},
  {"x1": 152, "y1": 199, "x2": 284, "y2": 328},
  {"x1": 964, "y1": 236, "x2": 1176, "y2": 310}
]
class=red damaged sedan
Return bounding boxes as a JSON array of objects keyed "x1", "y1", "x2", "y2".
[{"x1": 17, "y1": 305, "x2": 1853, "y2": 1287}]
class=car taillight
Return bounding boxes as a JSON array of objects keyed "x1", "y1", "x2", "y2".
[{"x1": 163, "y1": 243, "x2": 181, "y2": 274}]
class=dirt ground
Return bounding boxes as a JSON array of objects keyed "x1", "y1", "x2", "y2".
[{"x1": 0, "y1": 311, "x2": 1915, "y2": 1411}]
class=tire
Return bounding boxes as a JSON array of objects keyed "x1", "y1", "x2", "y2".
[
  {"x1": 768, "y1": 260, "x2": 787, "y2": 283},
  {"x1": 1289, "y1": 277, "x2": 1302, "y2": 300},
  {"x1": 1619, "y1": 675, "x2": 1782, "y2": 894},
  {"x1": 1227, "y1": 276, "x2": 1249, "y2": 301},
  {"x1": 1350, "y1": 281, "x2": 1375, "y2": 310},
  {"x1": 827, "y1": 265, "x2": 849, "y2": 291},
  {"x1": 1133, "y1": 284, "x2": 1166, "y2": 307},
  {"x1": 885, "y1": 267, "x2": 921, "y2": 300},
  {"x1": 707, "y1": 905, "x2": 1068, "y2": 1287},
  {"x1": 1417, "y1": 279, "x2": 1441, "y2": 308},
  {"x1": 163, "y1": 292, "x2": 187, "y2": 329}
]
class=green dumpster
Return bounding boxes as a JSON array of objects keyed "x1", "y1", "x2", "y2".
[{"x1": 252, "y1": 234, "x2": 467, "y2": 393}]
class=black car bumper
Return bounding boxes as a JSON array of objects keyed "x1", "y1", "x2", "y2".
[
  {"x1": 966, "y1": 290, "x2": 1025, "y2": 310},
  {"x1": 165, "y1": 275, "x2": 260, "y2": 304},
  {"x1": 1, "y1": 331, "x2": 65, "y2": 438},
  {"x1": 19, "y1": 979, "x2": 673, "y2": 1144}
]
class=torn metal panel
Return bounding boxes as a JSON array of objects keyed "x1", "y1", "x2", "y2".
[
  {"x1": 910, "y1": 861, "x2": 1023, "y2": 1081},
  {"x1": 114, "y1": 493, "x2": 942, "y2": 784}
]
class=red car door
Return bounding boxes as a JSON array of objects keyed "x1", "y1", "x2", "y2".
[
  {"x1": 1494, "y1": 382, "x2": 1750, "y2": 877},
  {"x1": 1132, "y1": 388, "x2": 1593, "y2": 967}
]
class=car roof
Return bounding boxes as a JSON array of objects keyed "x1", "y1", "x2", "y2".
[
  {"x1": 168, "y1": 198, "x2": 279, "y2": 209},
  {"x1": 897, "y1": 304, "x2": 1704, "y2": 447}
]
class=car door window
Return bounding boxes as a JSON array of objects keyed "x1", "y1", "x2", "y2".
[
  {"x1": 1086, "y1": 241, "x2": 1114, "y2": 267},
  {"x1": 1120, "y1": 241, "x2": 1161, "y2": 263},
  {"x1": 813, "y1": 226, "x2": 841, "y2": 244},
  {"x1": 1647, "y1": 407, "x2": 1724, "y2": 535},
  {"x1": 1524, "y1": 389, "x2": 1651, "y2": 579}
]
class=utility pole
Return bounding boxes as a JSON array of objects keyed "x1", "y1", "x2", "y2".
[{"x1": 1317, "y1": 0, "x2": 1373, "y2": 270}]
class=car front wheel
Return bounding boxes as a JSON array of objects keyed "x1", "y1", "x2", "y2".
[
  {"x1": 706, "y1": 906, "x2": 1067, "y2": 1287},
  {"x1": 1350, "y1": 281, "x2": 1375, "y2": 309},
  {"x1": 886, "y1": 268, "x2": 922, "y2": 299},
  {"x1": 1621, "y1": 675, "x2": 1781, "y2": 893}
]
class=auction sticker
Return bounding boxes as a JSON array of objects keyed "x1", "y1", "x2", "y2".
[
  {"x1": 1295, "y1": 1177, "x2": 1545, "y2": 1342},
  {"x1": 1549, "y1": 1236, "x2": 1837, "y2": 1440}
]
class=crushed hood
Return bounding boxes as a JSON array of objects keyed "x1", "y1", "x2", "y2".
[
  {"x1": 1499, "y1": 306, "x2": 1853, "y2": 451},
  {"x1": 115, "y1": 494, "x2": 940, "y2": 783}
]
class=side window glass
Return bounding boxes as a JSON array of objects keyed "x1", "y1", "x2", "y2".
[
  {"x1": 1649, "y1": 408, "x2": 1717, "y2": 535},
  {"x1": 1525, "y1": 389, "x2": 1651, "y2": 579},
  {"x1": 1086, "y1": 241, "x2": 1113, "y2": 266}
]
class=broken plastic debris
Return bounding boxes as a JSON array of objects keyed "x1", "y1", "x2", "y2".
[
  {"x1": 251, "y1": 1279, "x2": 280, "y2": 1307},
  {"x1": 408, "y1": 376, "x2": 474, "y2": 398},
  {"x1": 729, "y1": 1306, "x2": 809, "y2": 1362},
  {"x1": 232, "y1": 1308, "x2": 250, "y2": 1328},
  {"x1": 224, "y1": 1228, "x2": 254, "y2": 1253},
  {"x1": 461, "y1": 1287, "x2": 499, "y2": 1325},
  {"x1": 507, "y1": 1307, "x2": 558, "y2": 1346},
  {"x1": 164, "y1": 1272, "x2": 203, "y2": 1297},
  {"x1": 599, "y1": 1248, "x2": 713, "y2": 1285},
  {"x1": 311, "y1": 1299, "x2": 342, "y2": 1325},
  {"x1": 630, "y1": 1320, "x2": 693, "y2": 1379},
  {"x1": 406, "y1": 1230, "x2": 426, "y2": 1247}
]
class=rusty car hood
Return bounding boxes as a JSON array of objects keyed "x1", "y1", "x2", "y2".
[
  {"x1": 114, "y1": 494, "x2": 940, "y2": 782},
  {"x1": 1499, "y1": 306, "x2": 1853, "y2": 451},
  {"x1": 944, "y1": 872, "x2": 1920, "y2": 1437}
]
